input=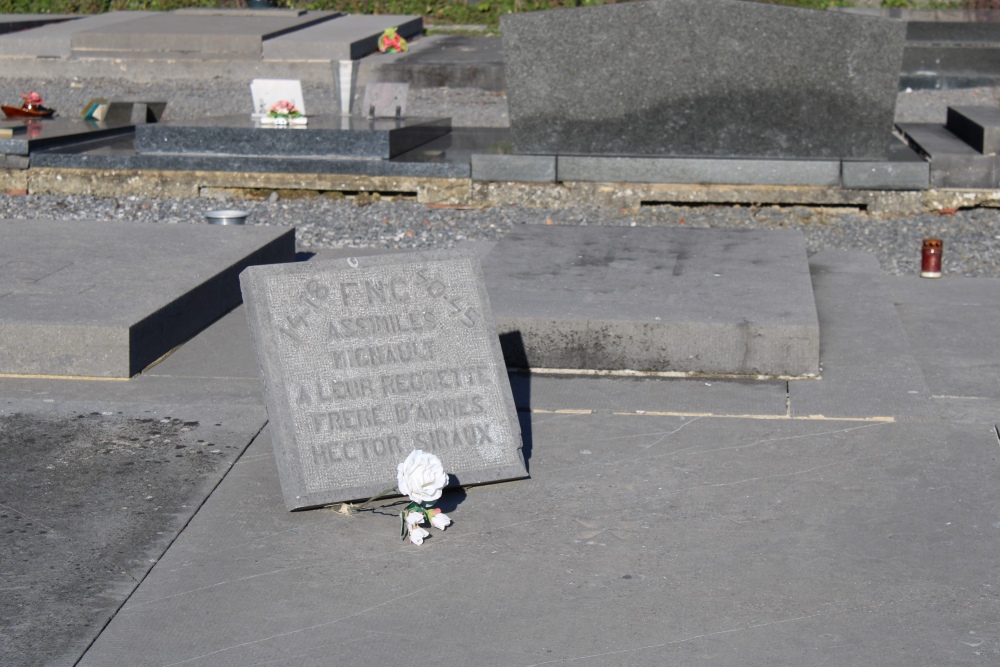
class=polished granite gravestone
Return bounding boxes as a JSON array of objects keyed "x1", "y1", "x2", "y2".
[
  {"x1": 502, "y1": 0, "x2": 905, "y2": 159},
  {"x1": 480, "y1": 225, "x2": 820, "y2": 377},
  {"x1": 69, "y1": 9, "x2": 340, "y2": 58},
  {"x1": 262, "y1": 13, "x2": 422, "y2": 61},
  {"x1": 897, "y1": 121, "x2": 1000, "y2": 188},
  {"x1": 0, "y1": 118, "x2": 136, "y2": 157},
  {"x1": 135, "y1": 115, "x2": 451, "y2": 160},
  {"x1": 0, "y1": 219, "x2": 294, "y2": 378},
  {"x1": 240, "y1": 251, "x2": 527, "y2": 509},
  {"x1": 946, "y1": 106, "x2": 1000, "y2": 156}
]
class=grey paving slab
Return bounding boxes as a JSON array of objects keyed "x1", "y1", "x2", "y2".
[
  {"x1": 143, "y1": 305, "x2": 260, "y2": 382},
  {"x1": 136, "y1": 115, "x2": 451, "y2": 160},
  {"x1": 898, "y1": 122, "x2": 1000, "y2": 188},
  {"x1": 262, "y1": 13, "x2": 421, "y2": 61},
  {"x1": 947, "y1": 105, "x2": 1000, "y2": 155},
  {"x1": 510, "y1": 372, "x2": 788, "y2": 418},
  {"x1": 0, "y1": 219, "x2": 294, "y2": 378},
  {"x1": 77, "y1": 414, "x2": 1000, "y2": 666},
  {"x1": 841, "y1": 138, "x2": 929, "y2": 190},
  {"x1": 0, "y1": 403, "x2": 267, "y2": 667},
  {"x1": 70, "y1": 10, "x2": 340, "y2": 58},
  {"x1": 471, "y1": 153, "x2": 556, "y2": 182},
  {"x1": 0, "y1": 11, "x2": 149, "y2": 58},
  {"x1": 888, "y1": 276, "x2": 1000, "y2": 401},
  {"x1": 789, "y1": 250, "x2": 932, "y2": 421},
  {"x1": 503, "y1": 0, "x2": 904, "y2": 159},
  {"x1": 557, "y1": 155, "x2": 841, "y2": 187},
  {"x1": 481, "y1": 225, "x2": 820, "y2": 377}
]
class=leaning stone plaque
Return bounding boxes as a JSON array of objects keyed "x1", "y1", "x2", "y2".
[{"x1": 240, "y1": 250, "x2": 527, "y2": 510}]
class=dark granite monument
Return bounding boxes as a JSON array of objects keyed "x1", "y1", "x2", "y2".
[
  {"x1": 502, "y1": 0, "x2": 906, "y2": 160},
  {"x1": 240, "y1": 251, "x2": 527, "y2": 510},
  {"x1": 136, "y1": 115, "x2": 451, "y2": 160}
]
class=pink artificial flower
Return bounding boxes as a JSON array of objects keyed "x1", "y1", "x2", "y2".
[
  {"x1": 21, "y1": 92, "x2": 44, "y2": 107},
  {"x1": 268, "y1": 99, "x2": 298, "y2": 115}
]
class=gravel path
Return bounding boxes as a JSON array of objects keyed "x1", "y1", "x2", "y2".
[
  {"x1": 1, "y1": 76, "x2": 999, "y2": 278},
  {"x1": 1, "y1": 193, "x2": 997, "y2": 278}
]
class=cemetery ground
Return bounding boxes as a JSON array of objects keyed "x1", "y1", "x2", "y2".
[{"x1": 2, "y1": 34, "x2": 1000, "y2": 667}]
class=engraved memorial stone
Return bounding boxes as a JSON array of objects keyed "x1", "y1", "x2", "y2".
[{"x1": 240, "y1": 250, "x2": 527, "y2": 510}]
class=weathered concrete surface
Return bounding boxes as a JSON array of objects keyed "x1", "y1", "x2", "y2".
[
  {"x1": 0, "y1": 219, "x2": 294, "y2": 377},
  {"x1": 482, "y1": 225, "x2": 820, "y2": 376}
]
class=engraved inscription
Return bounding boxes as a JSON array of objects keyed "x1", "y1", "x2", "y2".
[{"x1": 262, "y1": 257, "x2": 517, "y2": 495}]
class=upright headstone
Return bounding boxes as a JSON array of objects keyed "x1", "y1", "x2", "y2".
[
  {"x1": 250, "y1": 79, "x2": 306, "y2": 118},
  {"x1": 502, "y1": 0, "x2": 906, "y2": 160},
  {"x1": 240, "y1": 251, "x2": 527, "y2": 510}
]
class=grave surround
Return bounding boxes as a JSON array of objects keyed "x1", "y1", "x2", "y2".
[
  {"x1": 240, "y1": 250, "x2": 527, "y2": 510},
  {"x1": 502, "y1": 0, "x2": 905, "y2": 160},
  {"x1": 135, "y1": 115, "x2": 451, "y2": 160},
  {"x1": 0, "y1": 219, "x2": 295, "y2": 378},
  {"x1": 481, "y1": 225, "x2": 820, "y2": 377}
]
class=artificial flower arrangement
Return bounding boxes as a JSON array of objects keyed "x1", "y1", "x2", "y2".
[
  {"x1": 2, "y1": 91, "x2": 55, "y2": 119},
  {"x1": 378, "y1": 27, "x2": 408, "y2": 54},
  {"x1": 260, "y1": 99, "x2": 307, "y2": 126},
  {"x1": 359, "y1": 449, "x2": 452, "y2": 546}
]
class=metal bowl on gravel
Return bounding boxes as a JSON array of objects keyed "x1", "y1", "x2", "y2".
[{"x1": 204, "y1": 209, "x2": 249, "y2": 225}]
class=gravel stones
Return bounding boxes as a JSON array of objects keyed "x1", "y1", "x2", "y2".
[{"x1": 1, "y1": 193, "x2": 998, "y2": 278}]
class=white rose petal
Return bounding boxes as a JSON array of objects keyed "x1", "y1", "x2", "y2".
[
  {"x1": 408, "y1": 525, "x2": 430, "y2": 546},
  {"x1": 430, "y1": 512, "x2": 451, "y2": 531},
  {"x1": 397, "y1": 449, "x2": 447, "y2": 504}
]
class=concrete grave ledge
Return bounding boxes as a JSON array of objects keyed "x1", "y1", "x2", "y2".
[
  {"x1": 481, "y1": 225, "x2": 821, "y2": 377},
  {"x1": 0, "y1": 219, "x2": 294, "y2": 378},
  {"x1": 8, "y1": 166, "x2": 1000, "y2": 215}
]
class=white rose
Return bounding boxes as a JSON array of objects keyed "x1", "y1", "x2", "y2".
[
  {"x1": 405, "y1": 510, "x2": 425, "y2": 527},
  {"x1": 408, "y1": 525, "x2": 430, "y2": 546},
  {"x1": 397, "y1": 450, "x2": 447, "y2": 504},
  {"x1": 429, "y1": 511, "x2": 451, "y2": 531}
]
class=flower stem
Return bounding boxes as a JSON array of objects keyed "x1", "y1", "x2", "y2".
[{"x1": 357, "y1": 487, "x2": 399, "y2": 509}]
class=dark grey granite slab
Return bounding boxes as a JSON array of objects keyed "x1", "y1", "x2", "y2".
[
  {"x1": 0, "y1": 13, "x2": 78, "y2": 35},
  {"x1": 136, "y1": 115, "x2": 451, "y2": 159},
  {"x1": 502, "y1": 0, "x2": 904, "y2": 160},
  {"x1": 841, "y1": 138, "x2": 929, "y2": 190},
  {"x1": 557, "y1": 155, "x2": 841, "y2": 187},
  {"x1": 946, "y1": 106, "x2": 1000, "y2": 155},
  {"x1": 70, "y1": 9, "x2": 341, "y2": 58},
  {"x1": 0, "y1": 118, "x2": 134, "y2": 157},
  {"x1": 239, "y1": 250, "x2": 527, "y2": 509},
  {"x1": 471, "y1": 154, "x2": 556, "y2": 182},
  {"x1": 262, "y1": 13, "x2": 421, "y2": 61},
  {"x1": 369, "y1": 35, "x2": 506, "y2": 92},
  {"x1": 30, "y1": 145, "x2": 471, "y2": 179},
  {"x1": 897, "y1": 122, "x2": 1000, "y2": 188},
  {"x1": 481, "y1": 225, "x2": 820, "y2": 377},
  {"x1": 0, "y1": 219, "x2": 294, "y2": 378}
]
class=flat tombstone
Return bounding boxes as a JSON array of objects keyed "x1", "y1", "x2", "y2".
[
  {"x1": 250, "y1": 78, "x2": 306, "y2": 118},
  {"x1": 240, "y1": 250, "x2": 527, "y2": 510}
]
